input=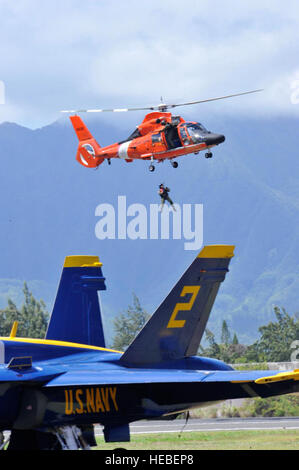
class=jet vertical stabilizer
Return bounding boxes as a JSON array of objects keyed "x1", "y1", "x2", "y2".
[
  {"x1": 45, "y1": 256, "x2": 106, "y2": 347},
  {"x1": 120, "y1": 245, "x2": 234, "y2": 365}
]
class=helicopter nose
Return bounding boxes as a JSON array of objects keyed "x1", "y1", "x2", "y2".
[{"x1": 205, "y1": 133, "x2": 225, "y2": 146}]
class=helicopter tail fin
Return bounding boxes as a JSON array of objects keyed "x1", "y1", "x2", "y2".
[
  {"x1": 70, "y1": 115, "x2": 97, "y2": 142},
  {"x1": 70, "y1": 116, "x2": 105, "y2": 168}
]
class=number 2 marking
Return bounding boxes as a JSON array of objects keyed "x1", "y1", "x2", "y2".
[{"x1": 167, "y1": 286, "x2": 201, "y2": 328}]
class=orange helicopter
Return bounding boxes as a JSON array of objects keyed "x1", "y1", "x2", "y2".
[{"x1": 62, "y1": 90, "x2": 262, "y2": 172}]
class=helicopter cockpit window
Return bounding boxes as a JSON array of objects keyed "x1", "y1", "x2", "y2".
[
  {"x1": 187, "y1": 122, "x2": 208, "y2": 133},
  {"x1": 178, "y1": 122, "x2": 210, "y2": 145},
  {"x1": 178, "y1": 125, "x2": 190, "y2": 145},
  {"x1": 187, "y1": 122, "x2": 208, "y2": 144},
  {"x1": 185, "y1": 122, "x2": 209, "y2": 143}
]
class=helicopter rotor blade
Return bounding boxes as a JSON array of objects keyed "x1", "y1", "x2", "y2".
[
  {"x1": 166, "y1": 89, "x2": 264, "y2": 109},
  {"x1": 60, "y1": 89, "x2": 263, "y2": 114},
  {"x1": 60, "y1": 106, "x2": 156, "y2": 113}
]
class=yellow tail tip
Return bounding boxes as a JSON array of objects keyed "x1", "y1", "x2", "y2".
[
  {"x1": 63, "y1": 255, "x2": 102, "y2": 268},
  {"x1": 198, "y1": 245, "x2": 235, "y2": 259}
]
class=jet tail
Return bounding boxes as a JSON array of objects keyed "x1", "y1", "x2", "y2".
[
  {"x1": 45, "y1": 256, "x2": 106, "y2": 347},
  {"x1": 70, "y1": 116, "x2": 105, "y2": 168},
  {"x1": 120, "y1": 245, "x2": 235, "y2": 365}
]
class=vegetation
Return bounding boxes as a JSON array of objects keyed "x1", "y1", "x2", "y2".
[
  {"x1": 199, "y1": 307, "x2": 299, "y2": 364},
  {"x1": 0, "y1": 282, "x2": 49, "y2": 338},
  {"x1": 111, "y1": 293, "x2": 150, "y2": 350},
  {"x1": 254, "y1": 307, "x2": 299, "y2": 362},
  {"x1": 95, "y1": 429, "x2": 299, "y2": 450},
  {"x1": 248, "y1": 394, "x2": 299, "y2": 417},
  {"x1": 191, "y1": 393, "x2": 299, "y2": 419}
]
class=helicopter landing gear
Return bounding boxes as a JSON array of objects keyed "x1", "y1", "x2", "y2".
[
  {"x1": 171, "y1": 161, "x2": 178, "y2": 168},
  {"x1": 107, "y1": 158, "x2": 111, "y2": 165},
  {"x1": 205, "y1": 151, "x2": 213, "y2": 158},
  {"x1": 149, "y1": 156, "x2": 155, "y2": 172}
]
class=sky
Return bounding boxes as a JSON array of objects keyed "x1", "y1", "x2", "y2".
[
  {"x1": 0, "y1": 1, "x2": 298, "y2": 343},
  {"x1": 0, "y1": 0, "x2": 299, "y2": 128}
]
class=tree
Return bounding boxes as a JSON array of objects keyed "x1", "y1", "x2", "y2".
[
  {"x1": 199, "y1": 326, "x2": 249, "y2": 364},
  {"x1": 0, "y1": 283, "x2": 49, "y2": 338},
  {"x1": 253, "y1": 306, "x2": 299, "y2": 362},
  {"x1": 0, "y1": 298, "x2": 20, "y2": 337},
  {"x1": 221, "y1": 320, "x2": 231, "y2": 345},
  {"x1": 112, "y1": 294, "x2": 150, "y2": 351},
  {"x1": 198, "y1": 328, "x2": 221, "y2": 359},
  {"x1": 232, "y1": 333, "x2": 239, "y2": 345},
  {"x1": 199, "y1": 306, "x2": 299, "y2": 364}
]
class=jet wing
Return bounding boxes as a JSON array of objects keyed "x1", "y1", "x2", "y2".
[
  {"x1": 42, "y1": 367, "x2": 299, "y2": 388},
  {"x1": 40, "y1": 367, "x2": 299, "y2": 411},
  {"x1": 39, "y1": 367, "x2": 299, "y2": 409}
]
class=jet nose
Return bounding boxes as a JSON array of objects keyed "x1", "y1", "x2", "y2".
[{"x1": 205, "y1": 133, "x2": 225, "y2": 146}]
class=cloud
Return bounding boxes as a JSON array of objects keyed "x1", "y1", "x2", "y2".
[
  {"x1": 0, "y1": 0, "x2": 298, "y2": 128},
  {"x1": 0, "y1": 80, "x2": 4, "y2": 104}
]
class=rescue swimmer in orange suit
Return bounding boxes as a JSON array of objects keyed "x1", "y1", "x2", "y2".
[{"x1": 158, "y1": 184, "x2": 176, "y2": 212}]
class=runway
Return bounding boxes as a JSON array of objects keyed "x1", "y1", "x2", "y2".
[{"x1": 95, "y1": 417, "x2": 299, "y2": 436}]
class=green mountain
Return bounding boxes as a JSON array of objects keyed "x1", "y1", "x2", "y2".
[{"x1": 0, "y1": 114, "x2": 298, "y2": 345}]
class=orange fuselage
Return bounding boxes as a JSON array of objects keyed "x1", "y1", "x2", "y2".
[{"x1": 72, "y1": 112, "x2": 221, "y2": 169}]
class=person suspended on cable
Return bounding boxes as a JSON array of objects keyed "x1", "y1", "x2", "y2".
[{"x1": 158, "y1": 183, "x2": 176, "y2": 211}]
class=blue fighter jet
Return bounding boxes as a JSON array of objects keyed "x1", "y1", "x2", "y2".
[{"x1": 0, "y1": 245, "x2": 298, "y2": 450}]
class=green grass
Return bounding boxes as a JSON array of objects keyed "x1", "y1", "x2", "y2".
[{"x1": 95, "y1": 429, "x2": 299, "y2": 450}]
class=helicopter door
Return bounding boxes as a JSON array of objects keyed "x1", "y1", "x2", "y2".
[{"x1": 164, "y1": 126, "x2": 181, "y2": 149}]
